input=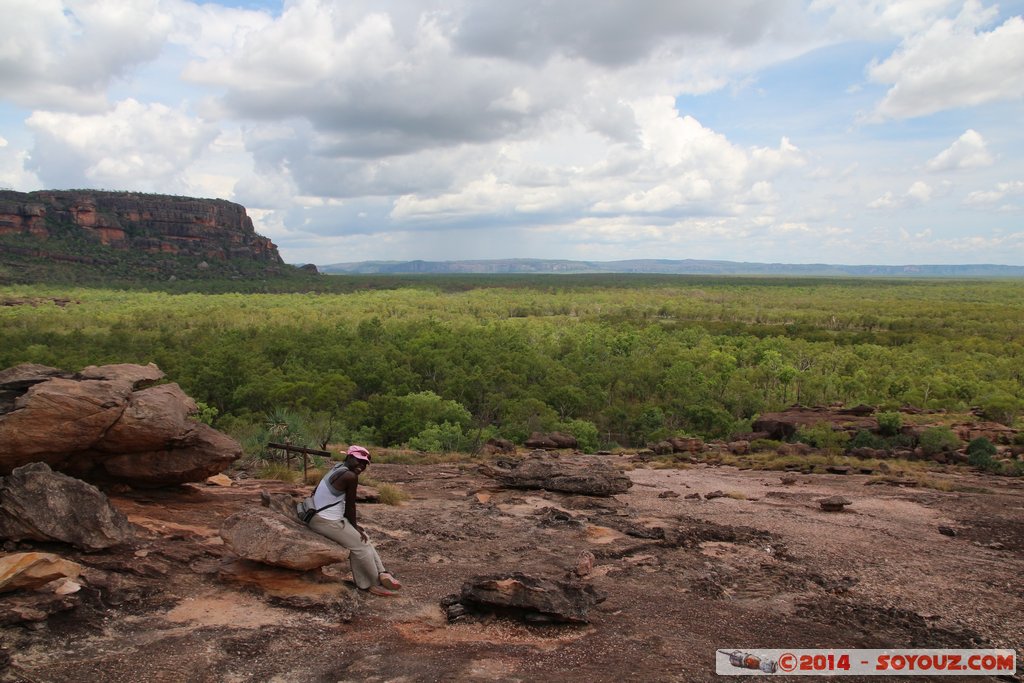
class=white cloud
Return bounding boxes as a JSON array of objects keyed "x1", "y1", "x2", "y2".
[
  {"x1": 868, "y1": 180, "x2": 934, "y2": 209},
  {"x1": 0, "y1": 0, "x2": 173, "y2": 111},
  {"x1": 965, "y1": 180, "x2": 1024, "y2": 205},
  {"x1": 26, "y1": 99, "x2": 219, "y2": 190},
  {"x1": 390, "y1": 96, "x2": 805, "y2": 225},
  {"x1": 810, "y1": 0, "x2": 961, "y2": 38},
  {"x1": 906, "y1": 180, "x2": 933, "y2": 203},
  {"x1": 0, "y1": 138, "x2": 42, "y2": 190},
  {"x1": 3, "y1": 0, "x2": 1022, "y2": 266},
  {"x1": 868, "y1": 1, "x2": 1024, "y2": 119},
  {"x1": 926, "y1": 129, "x2": 994, "y2": 171}
]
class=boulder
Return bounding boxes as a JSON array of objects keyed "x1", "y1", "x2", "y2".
[
  {"x1": 0, "y1": 364, "x2": 67, "y2": 407},
  {"x1": 668, "y1": 437, "x2": 704, "y2": 453},
  {"x1": 0, "y1": 552, "x2": 83, "y2": 593},
  {"x1": 99, "y1": 426, "x2": 242, "y2": 488},
  {"x1": 838, "y1": 404, "x2": 875, "y2": 416},
  {"x1": 548, "y1": 432, "x2": 578, "y2": 449},
  {"x1": 483, "y1": 438, "x2": 516, "y2": 455},
  {"x1": 491, "y1": 457, "x2": 632, "y2": 496},
  {"x1": 0, "y1": 463, "x2": 134, "y2": 550},
  {"x1": 219, "y1": 508, "x2": 348, "y2": 571},
  {"x1": 456, "y1": 572, "x2": 606, "y2": 623},
  {"x1": 524, "y1": 433, "x2": 558, "y2": 450},
  {"x1": 649, "y1": 441, "x2": 674, "y2": 455},
  {"x1": 0, "y1": 363, "x2": 241, "y2": 487},
  {"x1": 728, "y1": 440, "x2": 749, "y2": 455},
  {"x1": 818, "y1": 496, "x2": 852, "y2": 512},
  {"x1": 573, "y1": 551, "x2": 595, "y2": 578}
]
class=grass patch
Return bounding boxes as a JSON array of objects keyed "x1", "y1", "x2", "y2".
[
  {"x1": 257, "y1": 463, "x2": 298, "y2": 483},
  {"x1": 360, "y1": 476, "x2": 408, "y2": 505},
  {"x1": 375, "y1": 483, "x2": 408, "y2": 506},
  {"x1": 303, "y1": 466, "x2": 327, "y2": 485}
]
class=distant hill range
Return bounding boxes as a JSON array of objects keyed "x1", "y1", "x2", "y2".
[
  {"x1": 0, "y1": 190, "x2": 289, "y2": 284},
  {"x1": 320, "y1": 258, "x2": 1024, "y2": 278}
]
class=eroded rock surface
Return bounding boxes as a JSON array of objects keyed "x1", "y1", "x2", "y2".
[
  {"x1": 0, "y1": 363, "x2": 241, "y2": 487},
  {"x1": 0, "y1": 463, "x2": 134, "y2": 550}
]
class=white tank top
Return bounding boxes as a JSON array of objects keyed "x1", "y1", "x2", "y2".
[{"x1": 311, "y1": 465, "x2": 347, "y2": 521}]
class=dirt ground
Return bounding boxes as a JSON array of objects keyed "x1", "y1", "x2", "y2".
[{"x1": 2, "y1": 455, "x2": 1022, "y2": 682}]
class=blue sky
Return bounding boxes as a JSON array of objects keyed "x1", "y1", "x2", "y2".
[{"x1": 1, "y1": 0, "x2": 1022, "y2": 266}]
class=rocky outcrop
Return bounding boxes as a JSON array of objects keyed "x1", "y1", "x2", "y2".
[
  {"x1": 0, "y1": 190, "x2": 282, "y2": 264},
  {"x1": 489, "y1": 456, "x2": 632, "y2": 496},
  {"x1": 0, "y1": 463, "x2": 134, "y2": 550},
  {"x1": 953, "y1": 421, "x2": 1018, "y2": 445},
  {"x1": 0, "y1": 363, "x2": 241, "y2": 487},
  {"x1": 219, "y1": 507, "x2": 348, "y2": 571},
  {"x1": 752, "y1": 406, "x2": 878, "y2": 441},
  {"x1": 448, "y1": 573, "x2": 606, "y2": 624}
]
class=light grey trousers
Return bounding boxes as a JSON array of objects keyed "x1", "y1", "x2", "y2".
[{"x1": 308, "y1": 515, "x2": 386, "y2": 589}]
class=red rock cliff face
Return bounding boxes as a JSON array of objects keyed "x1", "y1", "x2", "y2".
[{"x1": 0, "y1": 190, "x2": 283, "y2": 264}]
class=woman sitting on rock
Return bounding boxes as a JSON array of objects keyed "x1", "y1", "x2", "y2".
[{"x1": 308, "y1": 445, "x2": 402, "y2": 596}]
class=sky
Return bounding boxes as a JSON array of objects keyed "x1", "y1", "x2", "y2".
[{"x1": 1, "y1": 0, "x2": 1023, "y2": 266}]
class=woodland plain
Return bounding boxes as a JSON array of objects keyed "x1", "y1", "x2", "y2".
[{"x1": 1, "y1": 275, "x2": 1022, "y2": 455}]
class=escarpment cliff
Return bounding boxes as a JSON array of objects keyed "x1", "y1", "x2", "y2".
[{"x1": 0, "y1": 190, "x2": 283, "y2": 267}]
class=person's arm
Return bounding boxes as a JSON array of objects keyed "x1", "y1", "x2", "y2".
[{"x1": 337, "y1": 470, "x2": 368, "y2": 542}]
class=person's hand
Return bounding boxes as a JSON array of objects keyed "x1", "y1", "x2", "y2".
[{"x1": 359, "y1": 529, "x2": 369, "y2": 543}]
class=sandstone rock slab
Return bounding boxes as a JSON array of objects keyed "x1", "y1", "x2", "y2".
[
  {"x1": 0, "y1": 363, "x2": 241, "y2": 487},
  {"x1": 0, "y1": 552, "x2": 83, "y2": 593},
  {"x1": 219, "y1": 508, "x2": 348, "y2": 571},
  {"x1": 492, "y1": 458, "x2": 631, "y2": 497},
  {"x1": 456, "y1": 572, "x2": 606, "y2": 623}
]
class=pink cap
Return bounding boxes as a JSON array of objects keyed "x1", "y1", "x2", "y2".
[{"x1": 346, "y1": 445, "x2": 371, "y2": 461}]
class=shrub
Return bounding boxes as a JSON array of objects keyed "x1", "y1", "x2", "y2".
[
  {"x1": 919, "y1": 427, "x2": 960, "y2": 456},
  {"x1": 966, "y1": 437, "x2": 997, "y2": 460},
  {"x1": 876, "y1": 412, "x2": 903, "y2": 437},
  {"x1": 979, "y1": 394, "x2": 1022, "y2": 426},
  {"x1": 558, "y1": 418, "x2": 600, "y2": 454},
  {"x1": 795, "y1": 422, "x2": 850, "y2": 454},
  {"x1": 848, "y1": 430, "x2": 885, "y2": 450},
  {"x1": 1001, "y1": 460, "x2": 1024, "y2": 477},
  {"x1": 194, "y1": 401, "x2": 219, "y2": 426},
  {"x1": 407, "y1": 421, "x2": 471, "y2": 453}
]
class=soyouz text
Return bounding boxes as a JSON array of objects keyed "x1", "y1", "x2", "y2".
[{"x1": 716, "y1": 649, "x2": 1017, "y2": 676}]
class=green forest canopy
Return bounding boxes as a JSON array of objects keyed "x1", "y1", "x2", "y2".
[{"x1": 1, "y1": 275, "x2": 1022, "y2": 450}]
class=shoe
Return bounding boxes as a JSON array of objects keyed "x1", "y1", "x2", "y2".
[
  {"x1": 367, "y1": 585, "x2": 397, "y2": 597},
  {"x1": 378, "y1": 572, "x2": 402, "y2": 590}
]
